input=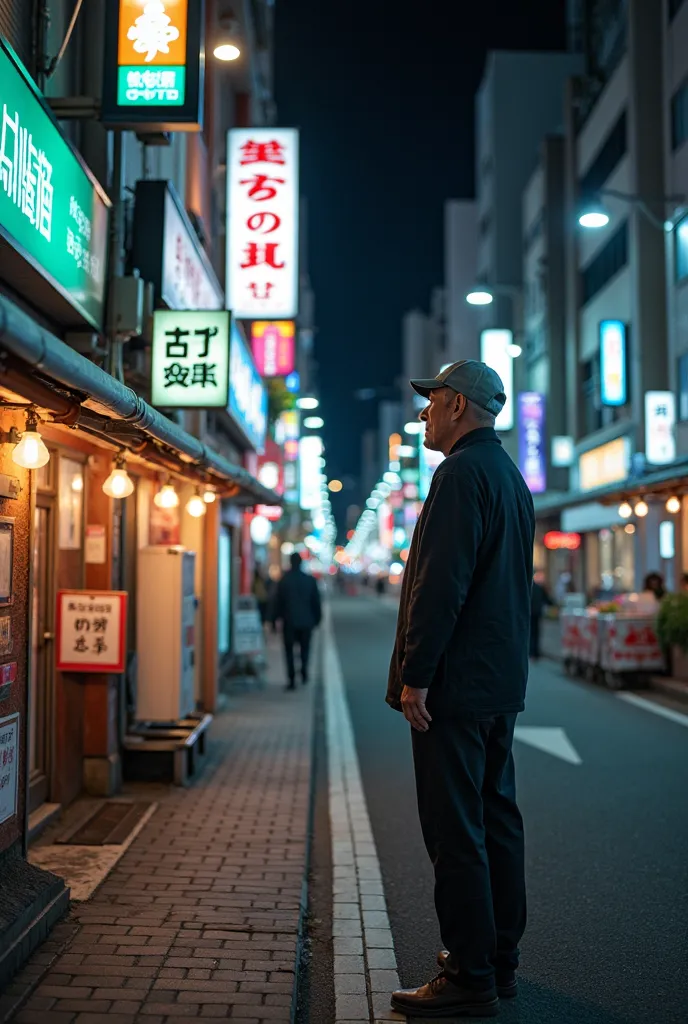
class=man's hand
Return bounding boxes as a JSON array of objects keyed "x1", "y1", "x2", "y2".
[{"x1": 401, "y1": 686, "x2": 432, "y2": 732}]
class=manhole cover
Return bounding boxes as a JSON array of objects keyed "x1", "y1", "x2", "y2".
[{"x1": 57, "y1": 801, "x2": 153, "y2": 846}]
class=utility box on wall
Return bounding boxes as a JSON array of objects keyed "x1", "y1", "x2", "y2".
[{"x1": 136, "y1": 547, "x2": 196, "y2": 722}]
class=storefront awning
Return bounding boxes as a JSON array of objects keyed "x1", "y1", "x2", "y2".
[
  {"x1": 533, "y1": 460, "x2": 688, "y2": 518},
  {"x1": 0, "y1": 294, "x2": 280, "y2": 507}
]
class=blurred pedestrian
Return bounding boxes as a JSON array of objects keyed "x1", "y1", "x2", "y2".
[
  {"x1": 387, "y1": 361, "x2": 535, "y2": 1019},
  {"x1": 252, "y1": 566, "x2": 270, "y2": 625},
  {"x1": 530, "y1": 571, "x2": 554, "y2": 661},
  {"x1": 643, "y1": 572, "x2": 666, "y2": 601},
  {"x1": 273, "y1": 552, "x2": 322, "y2": 691}
]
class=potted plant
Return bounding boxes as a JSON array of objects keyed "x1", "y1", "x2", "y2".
[{"x1": 656, "y1": 593, "x2": 688, "y2": 680}]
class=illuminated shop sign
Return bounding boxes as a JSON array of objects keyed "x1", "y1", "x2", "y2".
[
  {"x1": 102, "y1": 0, "x2": 205, "y2": 131},
  {"x1": 517, "y1": 392, "x2": 546, "y2": 494},
  {"x1": 227, "y1": 321, "x2": 268, "y2": 453},
  {"x1": 251, "y1": 320, "x2": 296, "y2": 377},
  {"x1": 151, "y1": 309, "x2": 231, "y2": 408},
  {"x1": 0, "y1": 39, "x2": 109, "y2": 329},
  {"x1": 599, "y1": 320, "x2": 627, "y2": 407},
  {"x1": 226, "y1": 128, "x2": 299, "y2": 319},
  {"x1": 578, "y1": 437, "x2": 630, "y2": 492},
  {"x1": 480, "y1": 329, "x2": 513, "y2": 431}
]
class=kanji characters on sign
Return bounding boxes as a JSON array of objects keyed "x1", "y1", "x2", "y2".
[
  {"x1": 57, "y1": 591, "x2": 127, "y2": 673},
  {"x1": 227, "y1": 128, "x2": 299, "y2": 319},
  {"x1": 151, "y1": 310, "x2": 231, "y2": 409},
  {"x1": 0, "y1": 103, "x2": 53, "y2": 241}
]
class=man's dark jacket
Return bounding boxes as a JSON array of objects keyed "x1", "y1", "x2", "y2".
[
  {"x1": 274, "y1": 568, "x2": 322, "y2": 631},
  {"x1": 387, "y1": 428, "x2": 535, "y2": 718}
]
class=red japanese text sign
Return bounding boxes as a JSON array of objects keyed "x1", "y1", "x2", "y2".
[
  {"x1": 226, "y1": 128, "x2": 299, "y2": 319},
  {"x1": 251, "y1": 321, "x2": 296, "y2": 377},
  {"x1": 56, "y1": 590, "x2": 128, "y2": 673}
]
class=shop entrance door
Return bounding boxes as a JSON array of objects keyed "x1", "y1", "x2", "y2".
[{"x1": 29, "y1": 496, "x2": 55, "y2": 813}]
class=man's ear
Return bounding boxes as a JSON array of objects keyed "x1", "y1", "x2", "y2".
[{"x1": 451, "y1": 393, "x2": 466, "y2": 420}]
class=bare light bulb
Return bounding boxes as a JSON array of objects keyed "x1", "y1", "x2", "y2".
[
  {"x1": 186, "y1": 494, "x2": 206, "y2": 518},
  {"x1": 103, "y1": 466, "x2": 134, "y2": 499},
  {"x1": 634, "y1": 500, "x2": 649, "y2": 518},
  {"x1": 154, "y1": 483, "x2": 179, "y2": 509},
  {"x1": 618, "y1": 502, "x2": 633, "y2": 519},
  {"x1": 666, "y1": 496, "x2": 681, "y2": 514},
  {"x1": 203, "y1": 488, "x2": 216, "y2": 504},
  {"x1": 12, "y1": 430, "x2": 50, "y2": 469}
]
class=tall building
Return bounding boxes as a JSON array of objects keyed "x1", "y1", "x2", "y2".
[
  {"x1": 0, "y1": 0, "x2": 283, "y2": 980},
  {"x1": 475, "y1": 50, "x2": 585, "y2": 463},
  {"x1": 444, "y1": 200, "x2": 480, "y2": 363}
]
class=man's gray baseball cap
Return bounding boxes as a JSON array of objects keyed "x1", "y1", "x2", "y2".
[{"x1": 410, "y1": 360, "x2": 506, "y2": 417}]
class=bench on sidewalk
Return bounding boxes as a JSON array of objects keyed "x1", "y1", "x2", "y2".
[{"x1": 121, "y1": 711, "x2": 213, "y2": 786}]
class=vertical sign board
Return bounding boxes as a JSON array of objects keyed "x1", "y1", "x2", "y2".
[
  {"x1": 600, "y1": 320, "x2": 627, "y2": 406},
  {"x1": 102, "y1": 0, "x2": 205, "y2": 132},
  {"x1": 226, "y1": 128, "x2": 299, "y2": 319},
  {"x1": 480, "y1": 330, "x2": 514, "y2": 430},
  {"x1": 0, "y1": 40, "x2": 110, "y2": 330},
  {"x1": 518, "y1": 392, "x2": 547, "y2": 494},
  {"x1": 227, "y1": 321, "x2": 268, "y2": 454},
  {"x1": 0, "y1": 714, "x2": 19, "y2": 826},
  {"x1": 645, "y1": 391, "x2": 676, "y2": 466},
  {"x1": 56, "y1": 591, "x2": 128, "y2": 673},
  {"x1": 151, "y1": 309, "x2": 231, "y2": 408},
  {"x1": 299, "y1": 436, "x2": 323, "y2": 511},
  {"x1": 251, "y1": 321, "x2": 296, "y2": 377},
  {"x1": 132, "y1": 180, "x2": 224, "y2": 311}
]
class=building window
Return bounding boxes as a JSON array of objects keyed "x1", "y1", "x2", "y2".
[
  {"x1": 672, "y1": 80, "x2": 688, "y2": 151},
  {"x1": 669, "y1": 0, "x2": 686, "y2": 22},
  {"x1": 580, "y1": 222, "x2": 628, "y2": 306},
  {"x1": 582, "y1": 358, "x2": 602, "y2": 435},
  {"x1": 579, "y1": 113, "x2": 627, "y2": 198},
  {"x1": 676, "y1": 216, "x2": 688, "y2": 281}
]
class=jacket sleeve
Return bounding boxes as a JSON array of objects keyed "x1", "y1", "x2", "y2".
[
  {"x1": 311, "y1": 578, "x2": 322, "y2": 626},
  {"x1": 401, "y1": 469, "x2": 483, "y2": 690}
]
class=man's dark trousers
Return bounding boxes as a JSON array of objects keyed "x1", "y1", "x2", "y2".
[
  {"x1": 283, "y1": 626, "x2": 312, "y2": 684},
  {"x1": 412, "y1": 712, "x2": 526, "y2": 990}
]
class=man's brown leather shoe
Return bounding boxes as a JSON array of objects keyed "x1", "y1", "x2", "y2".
[
  {"x1": 390, "y1": 972, "x2": 499, "y2": 1018},
  {"x1": 437, "y1": 950, "x2": 518, "y2": 999}
]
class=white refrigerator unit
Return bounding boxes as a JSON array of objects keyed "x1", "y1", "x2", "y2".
[{"x1": 136, "y1": 547, "x2": 196, "y2": 722}]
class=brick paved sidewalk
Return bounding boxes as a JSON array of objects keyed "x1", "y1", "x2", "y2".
[{"x1": 4, "y1": 634, "x2": 315, "y2": 1024}]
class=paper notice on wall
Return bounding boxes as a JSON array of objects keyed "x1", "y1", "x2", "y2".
[
  {"x1": 85, "y1": 525, "x2": 107, "y2": 564},
  {"x1": 0, "y1": 714, "x2": 19, "y2": 825}
]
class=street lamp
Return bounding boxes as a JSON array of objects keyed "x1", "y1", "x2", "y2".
[
  {"x1": 466, "y1": 289, "x2": 494, "y2": 306},
  {"x1": 578, "y1": 188, "x2": 685, "y2": 232},
  {"x1": 578, "y1": 199, "x2": 610, "y2": 229}
]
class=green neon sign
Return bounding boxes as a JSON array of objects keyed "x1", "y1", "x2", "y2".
[
  {"x1": 117, "y1": 66, "x2": 186, "y2": 107},
  {"x1": 0, "y1": 40, "x2": 109, "y2": 329}
]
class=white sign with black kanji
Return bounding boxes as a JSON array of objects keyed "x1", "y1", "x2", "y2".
[{"x1": 151, "y1": 309, "x2": 232, "y2": 409}]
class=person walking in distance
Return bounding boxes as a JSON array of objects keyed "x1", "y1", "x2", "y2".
[
  {"x1": 387, "y1": 361, "x2": 535, "y2": 1019},
  {"x1": 273, "y1": 552, "x2": 322, "y2": 691},
  {"x1": 530, "y1": 571, "x2": 554, "y2": 661}
]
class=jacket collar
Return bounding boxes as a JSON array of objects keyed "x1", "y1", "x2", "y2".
[{"x1": 449, "y1": 427, "x2": 501, "y2": 456}]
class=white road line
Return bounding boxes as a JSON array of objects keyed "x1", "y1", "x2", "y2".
[
  {"x1": 324, "y1": 607, "x2": 405, "y2": 1024},
  {"x1": 617, "y1": 692, "x2": 688, "y2": 728}
]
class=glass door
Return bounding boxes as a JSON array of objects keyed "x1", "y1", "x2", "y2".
[{"x1": 29, "y1": 497, "x2": 54, "y2": 812}]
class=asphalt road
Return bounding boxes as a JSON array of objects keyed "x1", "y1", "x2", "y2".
[{"x1": 331, "y1": 594, "x2": 688, "y2": 1024}]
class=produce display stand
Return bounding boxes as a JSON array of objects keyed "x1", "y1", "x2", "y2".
[{"x1": 561, "y1": 608, "x2": 664, "y2": 689}]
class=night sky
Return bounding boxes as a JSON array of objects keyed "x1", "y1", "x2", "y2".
[{"x1": 275, "y1": 0, "x2": 567, "y2": 500}]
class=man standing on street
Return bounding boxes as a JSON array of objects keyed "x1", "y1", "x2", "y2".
[
  {"x1": 273, "y1": 552, "x2": 322, "y2": 690},
  {"x1": 387, "y1": 361, "x2": 535, "y2": 1019}
]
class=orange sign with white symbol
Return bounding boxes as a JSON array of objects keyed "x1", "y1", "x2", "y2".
[{"x1": 118, "y1": 0, "x2": 188, "y2": 67}]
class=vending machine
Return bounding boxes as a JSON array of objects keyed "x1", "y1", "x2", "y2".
[{"x1": 136, "y1": 547, "x2": 196, "y2": 722}]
